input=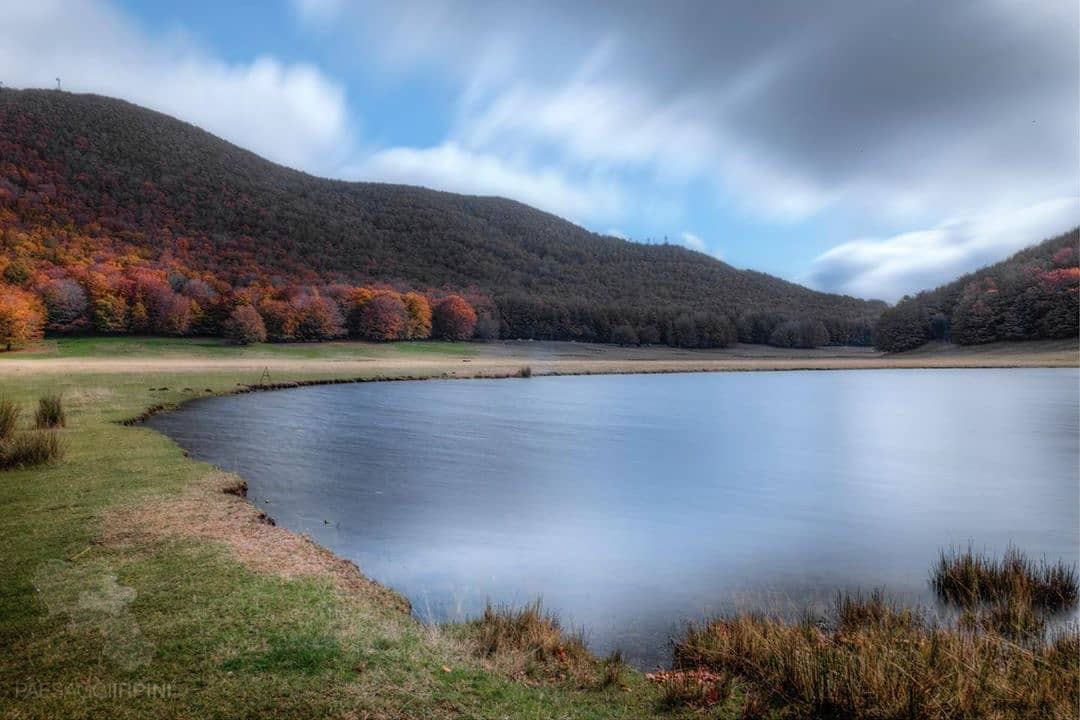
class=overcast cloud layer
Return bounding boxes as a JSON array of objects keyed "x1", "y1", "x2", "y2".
[
  {"x1": 2, "y1": 0, "x2": 1077, "y2": 301},
  {"x1": 303, "y1": 0, "x2": 1080, "y2": 299}
]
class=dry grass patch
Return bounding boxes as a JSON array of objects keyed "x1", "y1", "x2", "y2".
[
  {"x1": 646, "y1": 668, "x2": 736, "y2": 710},
  {"x1": 101, "y1": 471, "x2": 411, "y2": 616},
  {"x1": 458, "y1": 600, "x2": 624, "y2": 688}
]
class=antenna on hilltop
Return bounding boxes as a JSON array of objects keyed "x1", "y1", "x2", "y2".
[{"x1": 55, "y1": 77, "x2": 61, "y2": 91}]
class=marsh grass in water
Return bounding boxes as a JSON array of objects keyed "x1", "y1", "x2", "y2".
[
  {"x1": 932, "y1": 545, "x2": 1078, "y2": 611},
  {"x1": 664, "y1": 554, "x2": 1080, "y2": 718},
  {"x1": 34, "y1": 393, "x2": 65, "y2": 429}
]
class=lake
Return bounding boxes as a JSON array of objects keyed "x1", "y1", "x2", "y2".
[{"x1": 147, "y1": 369, "x2": 1079, "y2": 667}]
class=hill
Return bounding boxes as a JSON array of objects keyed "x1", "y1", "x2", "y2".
[
  {"x1": 875, "y1": 230, "x2": 1079, "y2": 352},
  {"x1": 0, "y1": 89, "x2": 885, "y2": 347}
]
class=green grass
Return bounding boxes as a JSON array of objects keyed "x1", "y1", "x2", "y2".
[
  {"x1": 0, "y1": 345, "x2": 683, "y2": 720},
  {"x1": 5, "y1": 335, "x2": 479, "y2": 361}
]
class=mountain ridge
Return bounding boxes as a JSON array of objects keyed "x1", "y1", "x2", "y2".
[{"x1": 0, "y1": 89, "x2": 887, "y2": 346}]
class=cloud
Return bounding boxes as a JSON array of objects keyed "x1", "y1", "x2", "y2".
[
  {"x1": 350, "y1": 142, "x2": 625, "y2": 224},
  {"x1": 807, "y1": 198, "x2": 1080, "y2": 302},
  {"x1": 679, "y1": 232, "x2": 706, "y2": 252},
  {"x1": 296, "y1": 0, "x2": 1078, "y2": 225},
  {"x1": 0, "y1": 0, "x2": 354, "y2": 174}
]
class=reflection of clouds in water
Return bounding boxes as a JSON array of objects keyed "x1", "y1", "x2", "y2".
[{"x1": 148, "y1": 370, "x2": 1080, "y2": 667}]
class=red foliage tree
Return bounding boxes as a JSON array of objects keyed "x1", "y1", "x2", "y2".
[
  {"x1": 159, "y1": 293, "x2": 193, "y2": 335},
  {"x1": 292, "y1": 293, "x2": 345, "y2": 341},
  {"x1": 433, "y1": 295, "x2": 477, "y2": 340},
  {"x1": 357, "y1": 293, "x2": 408, "y2": 341}
]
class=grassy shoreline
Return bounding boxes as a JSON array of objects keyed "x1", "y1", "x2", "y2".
[{"x1": 1, "y1": 337, "x2": 1076, "y2": 719}]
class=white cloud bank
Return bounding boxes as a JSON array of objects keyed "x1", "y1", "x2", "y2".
[
  {"x1": 0, "y1": 0, "x2": 354, "y2": 174},
  {"x1": 807, "y1": 198, "x2": 1079, "y2": 302}
]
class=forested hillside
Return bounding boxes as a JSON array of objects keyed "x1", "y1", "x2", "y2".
[
  {"x1": 875, "y1": 230, "x2": 1079, "y2": 352},
  {"x1": 2, "y1": 89, "x2": 885, "y2": 348}
]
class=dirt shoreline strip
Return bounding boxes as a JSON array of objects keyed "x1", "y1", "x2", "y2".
[{"x1": 1, "y1": 355, "x2": 1076, "y2": 376}]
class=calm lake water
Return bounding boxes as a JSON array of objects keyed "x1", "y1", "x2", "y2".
[{"x1": 148, "y1": 369, "x2": 1079, "y2": 667}]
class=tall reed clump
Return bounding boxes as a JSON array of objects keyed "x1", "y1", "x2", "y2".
[
  {"x1": 0, "y1": 430, "x2": 64, "y2": 470},
  {"x1": 931, "y1": 545, "x2": 1078, "y2": 611},
  {"x1": 668, "y1": 589, "x2": 1079, "y2": 718},
  {"x1": 0, "y1": 399, "x2": 19, "y2": 443},
  {"x1": 34, "y1": 393, "x2": 65, "y2": 429},
  {"x1": 0, "y1": 396, "x2": 65, "y2": 470}
]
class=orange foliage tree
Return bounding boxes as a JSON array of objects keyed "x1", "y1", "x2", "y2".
[
  {"x1": 0, "y1": 283, "x2": 45, "y2": 350},
  {"x1": 403, "y1": 291, "x2": 432, "y2": 339}
]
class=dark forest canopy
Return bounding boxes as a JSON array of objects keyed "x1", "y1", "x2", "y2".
[
  {"x1": 874, "y1": 230, "x2": 1079, "y2": 352},
  {"x1": 0, "y1": 88, "x2": 930, "y2": 349}
]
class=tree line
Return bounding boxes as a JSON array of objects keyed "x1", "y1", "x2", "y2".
[{"x1": 874, "y1": 230, "x2": 1079, "y2": 352}]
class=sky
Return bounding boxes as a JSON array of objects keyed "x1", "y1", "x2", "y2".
[{"x1": 1, "y1": 0, "x2": 1077, "y2": 302}]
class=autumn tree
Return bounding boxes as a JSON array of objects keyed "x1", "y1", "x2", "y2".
[
  {"x1": 223, "y1": 304, "x2": 266, "y2": 345},
  {"x1": 257, "y1": 298, "x2": 299, "y2": 342},
  {"x1": 357, "y1": 293, "x2": 408, "y2": 341},
  {"x1": 92, "y1": 293, "x2": 129, "y2": 334},
  {"x1": 0, "y1": 284, "x2": 45, "y2": 350},
  {"x1": 39, "y1": 278, "x2": 88, "y2": 332},
  {"x1": 293, "y1": 293, "x2": 345, "y2": 341},
  {"x1": 402, "y1": 291, "x2": 432, "y2": 339},
  {"x1": 432, "y1": 295, "x2": 477, "y2": 340},
  {"x1": 2, "y1": 260, "x2": 31, "y2": 286},
  {"x1": 344, "y1": 286, "x2": 378, "y2": 336}
]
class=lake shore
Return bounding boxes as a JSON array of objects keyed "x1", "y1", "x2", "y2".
[
  {"x1": 1, "y1": 336, "x2": 1076, "y2": 377},
  {"x1": 1, "y1": 336, "x2": 1076, "y2": 719}
]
